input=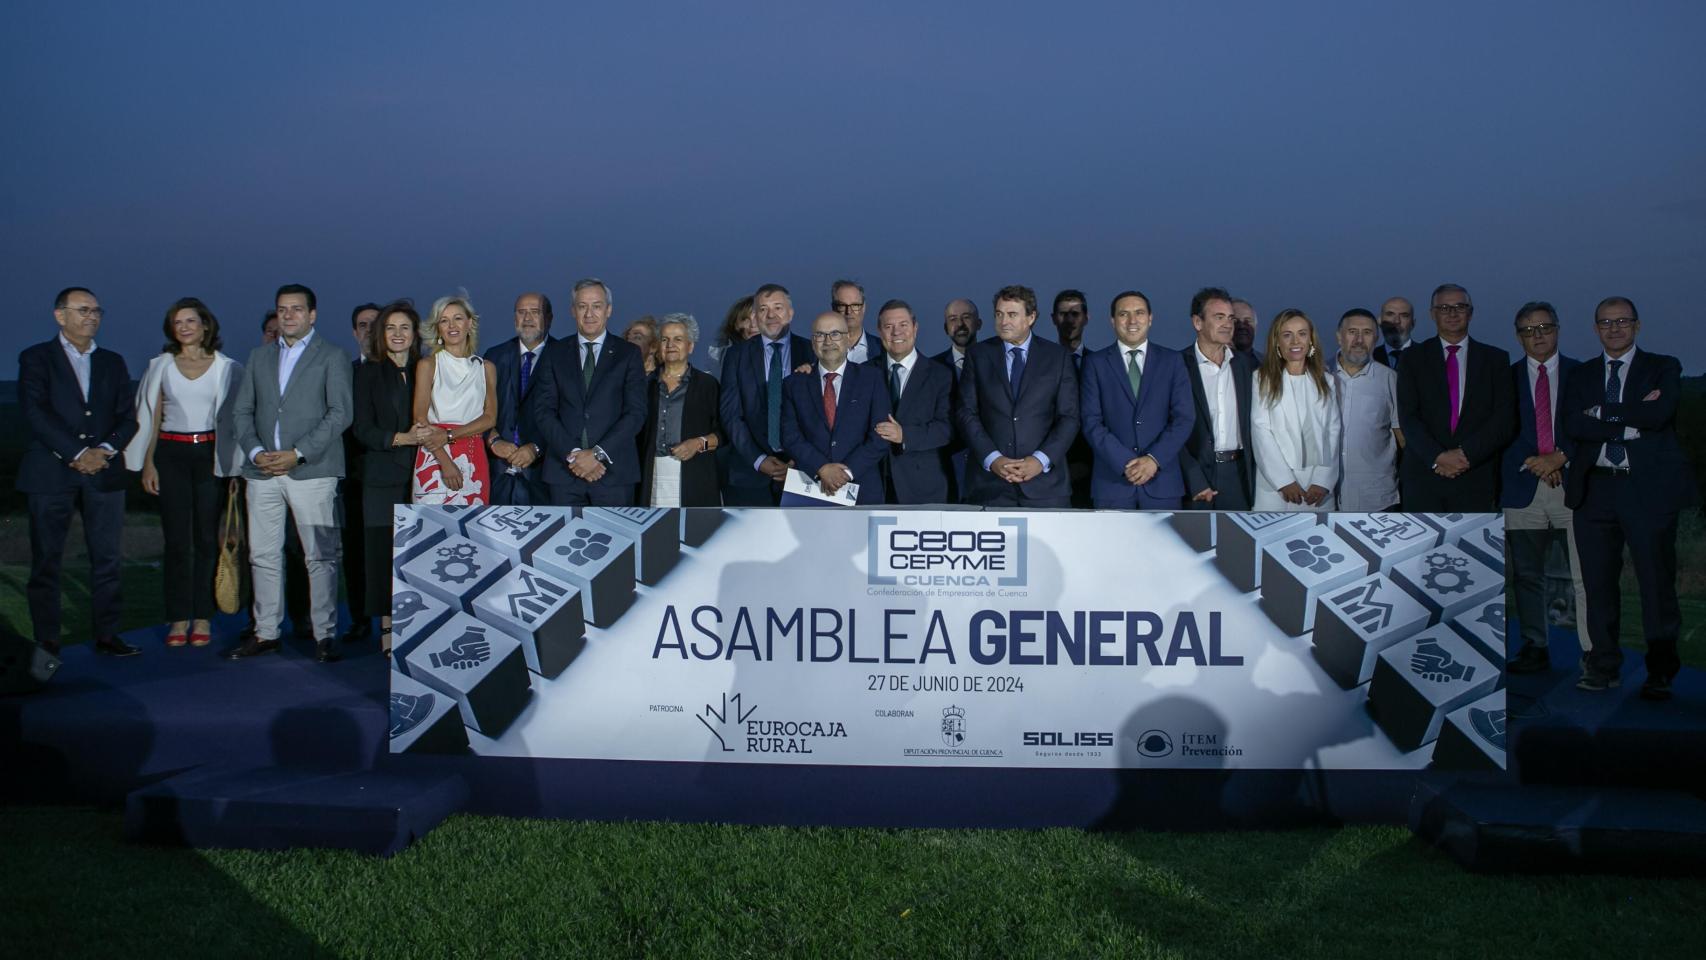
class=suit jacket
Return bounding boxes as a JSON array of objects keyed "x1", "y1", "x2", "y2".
[
  {"x1": 639, "y1": 365, "x2": 724, "y2": 507},
  {"x1": 718, "y1": 332, "x2": 815, "y2": 486},
  {"x1": 869, "y1": 351, "x2": 955, "y2": 504},
  {"x1": 1561, "y1": 349, "x2": 1697, "y2": 512},
  {"x1": 1251, "y1": 372, "x2": 1342, "y2": 510},
  {"x1": 16, "y1": 338, "x2": 138, "y2": 494},
  {"x1": 1395, "y1": 336, "x2": 1516, "y2": 510},
  {"x1": 1500, "y1": 355, "x2": 1580, "y2": 509},
  {"x1": 781, "y1": 362, "x2": 891, "y2": 505},
  {"x1": 232, "y1": 332, "x2": 353, "y2": 481},
  {"x1": 351, "y1": 358, "x2": 418, "y2": 487},
  {"x1": 1178, "y1": 345, "x2": 1257, "y2": 503},
  {"x1": 484, "y1": 336, "x2": 557, "y2": 486},
  {"x1": 1372, "y1": 342, "x2": 1412, "y2": 370},
  {"x1": 530, "y1": 334, "x2": 647, "y2": 487},
  {"x1": 1079, "y1": 343, "x2": 1196, "y2": 506},
  {"x1": 956, "y1": 335, "x2": 1080, "y2": 504}
]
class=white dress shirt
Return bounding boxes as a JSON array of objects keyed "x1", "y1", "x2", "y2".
[
  {"x1": 846, "y1": 331, "x2": 871, "y2": 365},
  {"x1": 1195, "y1": 343, "x2": 1242, "y2": 452},
  {"x1": 1439, "y1": 336, "x2": 1469, "y2": 423},
  {"x1": 1121, "y1": 341, "x2": 1149, "y2": 377},
  {"x1": 1596, "y1": 346, "x2": 1642, "y2": 468},
  {"x1": 58, "y1": 333, "x2": 94, "y2": 400},
  {"x1": 885, "y1": 348, "x2": 917, "y2": 398},
  {"x1": 257, "y1": 328, "x2": 315, "y2": 458}
]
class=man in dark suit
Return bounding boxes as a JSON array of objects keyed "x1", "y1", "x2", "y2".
[
  {"x1": 781, "y1": 312, "x2": 891, "y2": 504},
  {"x1": 1080, "y1": 290, "x2": 1196, "y2": 509},
  {"x1": 1501, "y1": 302, "x2": 1585, "y2": 675},
  {"x1": 339, "y1": 302, "x2": 380, "y2": 644},
  {"x1": 1372, "y1": 296, "x2": 1416, "y2": 369},
  {"x1": 1179, "y1": 287, "x2": 1257, "y2": 510},
  {"x1": 484, "y1": 292, "x2": 557, "y2": 506},
  {"x1": 957, "y1": 285, "x2": 1080, "y2": 508},
  {"x1": 869, "y1": 300, "x2": 954, "y2": 504},
  {"x1": 933, "y1": 297, "x2": 982, "y2": 498},
  {"x1": 531, "y1": 279, "x2": 647, "y2": 507},
  {"x1": 1051, "y1": 289, "x2": 1095, "y2": 507},
  {"x1": 17, "y1": 287, "x2": 140, "y2": 656},
  {"x1": 1563, "y1": 297, "x2": 1697, "y2": 699},
  {"x1": 831, "y1": 280, "x2": 876, "y2": 366},
  {"x1": 719, "y1": 283, "x2": 815, "y2": 506},
  {"x1": 1395, "y1": 283, "x2": 1516, "y2": 512}
]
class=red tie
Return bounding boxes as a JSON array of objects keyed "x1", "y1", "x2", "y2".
[
  {"x1": 823, "y1": 372, "x2": 838, "y2": 430},
  {"x1": 1534, "y1": 363, "x2": 1553, "y2": 454}
]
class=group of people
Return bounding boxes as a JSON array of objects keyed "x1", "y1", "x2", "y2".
[{"x1": 18, "y1": 279, "x2": 1693, "y2": 702}]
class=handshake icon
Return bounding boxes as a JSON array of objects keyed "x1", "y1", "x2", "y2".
[
  {"x1": 430, "y1": 625, "x2": 493, "y2": 671},
  {"x1": 1409, "y1": 640, "x2": 1475, "y2": 684}
]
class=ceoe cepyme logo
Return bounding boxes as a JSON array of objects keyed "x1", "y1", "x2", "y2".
[{"x1": 867, "y1": 516, "x2": 1026, "y2": 587}]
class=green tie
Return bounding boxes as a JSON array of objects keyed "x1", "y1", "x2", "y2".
[
  {"x1": 581, "y1": 341, "x2": 595, "y2": 447},
  {"x1": 1127, "y1": 348, "x2": 1142, "y2": 397}
]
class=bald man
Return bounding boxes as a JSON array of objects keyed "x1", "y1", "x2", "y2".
[{"x1": 1372, "y1": 297, "x2": 1415, "y2": 369}]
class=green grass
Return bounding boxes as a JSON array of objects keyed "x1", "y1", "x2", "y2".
[{"x1": 2, "y1": 807, "x2": 1703, "y2": 960}]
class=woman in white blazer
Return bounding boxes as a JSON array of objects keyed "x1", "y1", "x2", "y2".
[
  {"x1": 124, "y1": 298, "x2": 246, "y2": 647},
  {"x1": 1251, "y1": 309, "x2": 1340, "y2": 512}
]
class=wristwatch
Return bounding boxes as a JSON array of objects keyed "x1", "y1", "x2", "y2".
[{"x1": 294, "y1": 448, "x2": 309, "y2": 466}]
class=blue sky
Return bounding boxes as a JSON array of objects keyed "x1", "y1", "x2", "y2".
[{"x1": 4, "y1": 1, "x2": 1702, "y2": 375}]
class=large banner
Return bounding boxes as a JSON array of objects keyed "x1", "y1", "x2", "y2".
[{"x1": 388, "y1": 507, "x2": 1508, "y2": 771}]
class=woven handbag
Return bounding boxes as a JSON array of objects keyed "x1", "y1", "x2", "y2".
[{"x1": 214, "y1": 479, "x2": 244, "y2": 614}]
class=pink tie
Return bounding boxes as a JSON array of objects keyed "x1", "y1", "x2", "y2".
[
  {"x1": 1534, "y1": 363, "x2": 1553, "y2": 454},
  {"x1": 1446, "y1": 344, "x2": 1461, "y2": 433}
]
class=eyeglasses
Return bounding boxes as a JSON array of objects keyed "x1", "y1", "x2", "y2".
[
  {"x1": 62, "y1": 306, "x2": 104, "y2": 319},
  {"x1": 1515, "y1": 322, "x2": 1558, "y2": 338},
  {"x1": 811, "y1": 331, "x2": 848, "y2": 341},
  {"x1": 831, "y1": 301, "x2": 864, "y2": 314},
  {"x1": 1594, "y1": 317, "x2": 1637, "y2": 329},
  {"x1": 1432, "y1": 303, "x2": 1472, "y2": 316}
]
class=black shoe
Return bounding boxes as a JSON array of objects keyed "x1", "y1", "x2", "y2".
[
  {"x1": 315, "y1": 639, "x2": 343, "y2": 663},
  {"x1": 340, "y1": 621, "x2": 373, "y2": 644},
  {"x1": 93, "y1": 637, "x2": 141, "y2": 657},
  {"x1": 292, "y1": 622, "x2": 314, "y2": 641},
  {"x1": 225, "y1": 637, "x2": 281, "y2": 660},
  {"x1": 1507, "y1": 644, "x2": 1551, "y2": 674},
  {"x1": 1576, "y1": 669, "x2": 1622, "y2": 692},
  {"x1": 1639, "y1": 676, "x2": 1674, "y2": 702}
]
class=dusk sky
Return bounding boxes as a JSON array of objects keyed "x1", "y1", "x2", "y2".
[{"x1": 5, "y1": 1, "x2": 1703, "y2": 378}]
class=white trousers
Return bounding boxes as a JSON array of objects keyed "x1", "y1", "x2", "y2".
[{"x1": 247, "y1": 474, "x2": 341, "y2": 641}]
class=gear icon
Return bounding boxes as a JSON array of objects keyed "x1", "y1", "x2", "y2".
[
  {"x1": 1421, "y1": 553, "x2": 1470, "y2": 595},
  {"x1": 432, "y1": 543, "x2": 480, "y2": 585}
]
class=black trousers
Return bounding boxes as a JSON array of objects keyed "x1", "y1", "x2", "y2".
[
  {"x1": 1187, "y1": 459, "x2": 1251, "y2": 511},
  {"x1": 491, "y1": 469, "x2": 551, "y2": 506},
  {"x1": 1572, "y1": 471, "x2": 1682, "y2": 681},
  {"x1": 549, "y1": 481, "x2": 636, "y2": 507},
  {"x1": 155, "y1": 438, "x2": 221, "y2": 621},
  {"x1": 339, "y1": 477, "x2": 367, "y2": 624},
  {"x1": 362, "y1": 481, "x2": 410, "y2": 616},
  {"x1": 27, "y1": 474, "x2": 125, "y2": 648}
]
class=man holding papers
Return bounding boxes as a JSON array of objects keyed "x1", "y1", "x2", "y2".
[{"x1": 781, "y1": 311, "x2": 892, "y2": 505}]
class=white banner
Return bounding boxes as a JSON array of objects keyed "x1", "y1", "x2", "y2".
[{"x1": 387, "y1": 506, "x2": 1509, "y2": 771}]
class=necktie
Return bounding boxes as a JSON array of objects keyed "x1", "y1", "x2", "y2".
[
  {"x1": 1127, "y1": 348, "x2": 1143, "y2": 398},
  {"x1": 1445, "y1": 344, "x2": 1461, "y2": 433},
  {"x1": 767, "y1": 341, "x2": 784, "y2": 451},
  {"x1": 823, "y1": 372, "x2": 838, "y2": 430},
  {"x1": 581, "y1": 341, "x2": 595, "y2": 446},
  {"x1": 890, "y1": 362, "x2": 903, "y2": 410},
  {"x1": 1605, "y1": 359, "x2": 1626, "y2": 466},
  {"x1": 1534, "y1": 363, "x2": 1552, "y2": 455},
  {"x1": 1389, "y1": 346, "x2": 1402, "y2": 370},
  {"x1": 1008, "y1": 345, "x2": 1026, "y2": 401},
  {"x1": 1073, "y1": 352, "x2": 1082, "y2": 375},
  {"x1": 515, "y1": 349, "x2": 535, "y2": 443}
]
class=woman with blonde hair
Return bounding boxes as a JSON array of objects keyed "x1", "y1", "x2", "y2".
[
  {"x1": 412, "y1": 294, "x2": 498, "y2": 505},
  {"x1": 1251, "y1": 308, "x2": 1341, "y2": 512}
]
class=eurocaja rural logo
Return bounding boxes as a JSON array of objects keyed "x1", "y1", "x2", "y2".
[{"x1": 867, "y1": 516, "x2": 1027, "y2": 588}]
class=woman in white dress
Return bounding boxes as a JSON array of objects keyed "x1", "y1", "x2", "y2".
[
  {"x1": 1251, "y1": 308, "x2": 1341, "y2": 512},
  {"x1": 411, "y1": 294, "x2": 498, "y2": 505}
]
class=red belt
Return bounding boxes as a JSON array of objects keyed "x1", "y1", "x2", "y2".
[{"x1": 159, "y1": 431, "x2": 215, "y2": 444}]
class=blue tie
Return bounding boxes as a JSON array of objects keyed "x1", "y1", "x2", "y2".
[
  {"x1": 1008, "y1": 345, "x2": 1026, "y2": 402},
  {"x1": 1604, "y1": 359, "x2": 1626, "y2": 466},
  {"x1": 767, "y1": 341, "x2": 785, "y2": 451},
  {"x1": 515, "y1": 349, "x2": 534, "y2": 443}
]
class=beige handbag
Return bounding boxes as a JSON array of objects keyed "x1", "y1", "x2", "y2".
[{"x1": 214, "y1": 479, "x2": 244, "y2": 614}]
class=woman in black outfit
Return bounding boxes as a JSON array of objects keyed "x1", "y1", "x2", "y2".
[
  {"x1": 352, "y1": 300, "x2": 430, "y2": 653},
  {"x1": 639, "y1": 313, "x2": 723, "y2": 507}
]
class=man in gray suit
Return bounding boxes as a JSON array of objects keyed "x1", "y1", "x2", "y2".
[{"x1": 227, "y1": 283, "x2": 354, "y2": 663}]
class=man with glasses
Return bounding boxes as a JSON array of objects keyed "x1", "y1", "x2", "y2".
[
  {"x1": 532, "y1": 278, "x2": 648, "y2": 507},
  {"x1": 1372, "y1": 297, "x2": 1416, "y2": 369},
  {"x1": 781, "y1": 312, "x2": 891, "y2": 504},
  {"x1": 1395, "y1": 283, "x2": 1515, "y2": 512},
  {"x1": 831, "y1": 280, "x2": 874, "y2": 365},
  {"x1": 18, "y1": 287, "x2": 140, "y2": 657},
  {"x1": 1500, "y1": 302, "x2": 1586, "y2": 675},
  {"x1": 485, "y1": 292, "x2": 557, "y2": 505},
  {"x1": 1562, "y1": 297, "x2": 1696, "y2": 699},
  {"x1": 720, "y1": 283, "x2": 815, "y2": 505}
]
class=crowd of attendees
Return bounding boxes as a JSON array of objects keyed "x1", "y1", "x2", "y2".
[{"x1": 17, "y1": 278, "x2": 1694, "y2": 701}]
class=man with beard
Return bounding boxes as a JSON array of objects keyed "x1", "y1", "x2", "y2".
[
  {"x1": 1231, "y1": 298, "x2": 1262, "y2": 363},
  {"x1": 485, "y1": 292, "x2": 558, "y2": 505},
  {"x1": 1330, "y1": 308, "x2": 1402, "y2": 511},
  {"x1": 1372, "y1": 296, "x2": 1416, "y2": 369}
]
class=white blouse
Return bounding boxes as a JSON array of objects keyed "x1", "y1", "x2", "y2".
[
  {"x1": 161, "y1": 361, "x2": 221, "y2": 433},
  {"x1": 427, "y1": 352, "x2": 489, "y2": 425}
]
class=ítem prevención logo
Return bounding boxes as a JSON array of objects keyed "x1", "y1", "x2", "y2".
[{"x1": 867, "y1": 516, "x2": 1027, "y2": 587}]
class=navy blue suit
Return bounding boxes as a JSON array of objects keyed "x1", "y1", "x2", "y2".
[
  {"x1": 17, "y1": 337, "x2": 138, "y2": 651},
  {"x1": 781, "y1": 363, "x2": 891, "y2": 505},
  {"x1": 1079, "y1": 343, "x2": 1196, "y2": 509},
  {"x1": 718, "y1": 332, "x2": 814, "y2": 504},
  {"x1": 1395, "y1": 337, "x2": 1517, "y2": 512},
  {"x1": 956, "y1": 334, "x2": 1080, "y2": 507},
  {"x1": 1500, "y1": 355, "x2": 1579, "y2": 510},
  {"x1": 530, "y1": 333, "x2": 647, "y2": 506},
  {"x1": 484, "y1": 335, "x2": 556, "y2": 505},
  {"x1": 869, "y1": 352, "x2": 955, "y2": 505}
]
